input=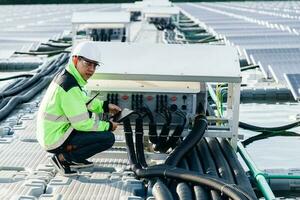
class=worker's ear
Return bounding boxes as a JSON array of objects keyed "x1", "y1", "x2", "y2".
[{"x1": 73, "y1": 56, "x2": 79, "y2": 66}]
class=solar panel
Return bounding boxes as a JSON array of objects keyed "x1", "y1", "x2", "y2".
[
  {"x1": 0, "y1": 4, "x2": 121, "y2": 55},
  {"x1": 269, "y1": 62, "x2": 300, "y2": 83},
  {"x1": 178, "y1": 2, "x2": 300, "y2": 100},
  {"x1": 285, "y1": 74, "x2": 300, "y2": 100},
  {"x1": 244, "y1": 48, "x2": 300, "y2": 79}
]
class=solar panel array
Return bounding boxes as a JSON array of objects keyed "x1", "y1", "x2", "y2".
[
  {"x1": 285, "y1": 74, "x2": 300, "y2": 100},
  {"x1": 178, "y1": 2, "x2": 300, "y2": 100},
  {"x1": 0, "y1": 4, "x2": 120, "y2": 59}
]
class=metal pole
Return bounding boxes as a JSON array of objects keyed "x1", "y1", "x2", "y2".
[
  {"x1": 237, "y1": 142, "x2": 276, "y2": 200},
  {"x1": 266, "y1": 174, "x2": 300, "y2": 179}
]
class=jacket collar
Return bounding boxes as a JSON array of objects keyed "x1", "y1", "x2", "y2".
[{"x1": 66, "y1": 61, "x2": 87, "y2": 87}]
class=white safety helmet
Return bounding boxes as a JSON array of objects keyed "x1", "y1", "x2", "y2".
[{"x1": 72, "y1": 41, "x2": 102, "y2": 65}]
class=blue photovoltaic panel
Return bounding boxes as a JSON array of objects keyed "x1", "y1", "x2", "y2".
[
  {"x1": 269, "y1": 62, "x2": 300, "y2": 83},
  {"x1": 285, "y1": 74, "x2": 300, "y2": 100},
  {"x1": 0, "y1": 4, "x2": 121, "y2": 57},
  {"x1": 245, "y1": 48, "x2": 300, "y2": 79},
  {"x1": 178, "y1": 2, "x2": 300, "y2": 99},
  {"x1": 226, "y1": 35, "x2": 300, "y2": 44}
]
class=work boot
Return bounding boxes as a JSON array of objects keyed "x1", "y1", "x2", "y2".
[
  {"x1": 50, "y1": 155, "x2": 77, "y2": 176},
  {"x1": 69, "y1": 159, "x2": 94, "y2": 169}
]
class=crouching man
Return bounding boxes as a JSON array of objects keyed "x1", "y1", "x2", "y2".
[{"x1": 36, "y1": 41, "x2": 121, "y2": 176}]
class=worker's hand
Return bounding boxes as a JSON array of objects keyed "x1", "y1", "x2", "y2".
[
  {"x1": 108, "y1": 103, "x2": 121, "y2": 115},
  {"x1": 110, "y1": 120, "x2": 118, "y2": 131}
]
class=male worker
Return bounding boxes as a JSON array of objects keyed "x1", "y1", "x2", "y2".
[{"x1": 36, "y1": 41, "x2": 121, "y2": 176}]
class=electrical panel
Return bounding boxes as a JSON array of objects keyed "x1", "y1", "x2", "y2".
[
  {"x1": 75, "y1": 28, "x2": 126, "y2": 42},
  {"x1": 93, "y1": 91, "x2": 196, "y2": 125}
]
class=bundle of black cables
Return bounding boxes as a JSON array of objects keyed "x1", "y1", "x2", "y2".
[
  {"x1": 121, "y1": 113, "x2": 256, "y2": 200},
  {"x1": 0, "y1": 53, "x2": 69, "y2": 122}
]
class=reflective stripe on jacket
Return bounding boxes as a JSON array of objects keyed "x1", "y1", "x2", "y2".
[{"x1": 36, "y1": 61, "x2": 110, "y2": 150}]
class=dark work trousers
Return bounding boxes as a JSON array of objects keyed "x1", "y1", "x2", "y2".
[{"x1": 48, "y1": 130, "x2": 115, "y2": 162}]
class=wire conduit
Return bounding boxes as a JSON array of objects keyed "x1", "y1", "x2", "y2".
[
  {"x1": 165, "y1": 115, "x2": 207, "y2": 166},
  {"x1": 123, "y1": 118, "x2": 140, "y2": 170},
  {"x1": 135, "y1": 166, "x2": 253, "y2": 200},
  {"x1": 0, "y1": 54, "x2": 66, "y2": 99},
  {"x1": 142, "y1": 106, "x2": 159, "y2": 145},
  {"x1": 0, "y1": 53, "x2": 69, "y2": 122},
  {"x1": 176, "y1": 159, "x2": 193, "y2": 200},
  {"x1": 176, "y1": 182, "x2": 193, "y2": 200},
  {"x1": 154, "y1": 123, "x2": 170, "y2": 152},
  {"x1": 152, "y1": 179, "x2": 174, "y2": 200},
  {"x1": 148, "y1": 122, "x2": 158, "y2": 144},
  {"x1": 207, "y1": 137, "x2": 235, "y2": 184},
  {"x1": 123, "y1": 116, "x2": 174, "y2": 199},
  {"x1": 219, "y1": 138, "x2": 257, "y2": 199},
  {"x1": 0, "y1": 76, "x2": 53, "y2": 121},
  {"x1": 197, "y1": 138, "x2": 222, "y2": 200},
  {"x1": 186, "y1": 148, "x2": 210, "y2": 200},
  {"x1": 154, "y1": 108, "x2": 172, "y2": 152},
  {"x1": 122, "y1": 107, "x2": 255, "y2": 200},
  {"x1": 161, "y1": 125, "x2": 184, "y2": 153},
  {"x1": 239, "y1": 121, "x2": 300, "y2": 132},
  {"x1": 135, "y1": 117, "x2": 148, "y2": 168},
  {"x1": 0, "y1": 74, "x2": 34, "y2": 82}
]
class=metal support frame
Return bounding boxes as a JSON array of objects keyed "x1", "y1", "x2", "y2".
[
  {"x1": 238, "y1": 141, "x2": 300, "y2": 199},
  {"x1": 206, "y1": 82, "x2": 241, "y2": 148},
  {"x1": 227, "y1": 83, "x2": 240, "y2": 150},
  {"x1": 237, "y1": 142, "x2": 276, "y2": 200}
]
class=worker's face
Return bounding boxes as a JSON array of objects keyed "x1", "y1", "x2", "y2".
[{"x1": 76, "y1": 57, "x2": 98, "y2": 81}]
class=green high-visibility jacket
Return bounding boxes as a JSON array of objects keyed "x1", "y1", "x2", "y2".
[{"x1": 36, "y1": 61, "x2": 111, "y2": 150}]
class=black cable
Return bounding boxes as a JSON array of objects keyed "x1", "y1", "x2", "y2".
[
  {"x1": 154, "y1": 107, "x2": 171, "y2": 152},
  {"x1": 164, "y1": 106, "x2": 172, "y2": 125},
  {"x1": 2, "y1": 78, "x2": 27, "y2": 92},
  {"x1": 1, "y1": 62, "x2": 55, "y2": 97},
  {"x1": 165, "y1": 115, "x2": 207, "y2": 167},
  {"x1": 0, "y1": 53, "x2": 68, "y2": 122},
  {"x1": 159, "y1": 107, "x2": 187, "y2": 152},
  {"x1": 175, "y1": 109, "x2": 187, "y2": 122},
  {"x1": 0, "y1": 97, "x2": 11, "y2": 110},
  {"x1": 125, "y1": 110, "x2": 253, "y2": 200},
  {"x1": 123, "y1": 118, "x2": 140, "y2": 170},
  {"x1": 0, "y1": 76, "x2": 52, "y2": 121},
  {"x1": 241, "y1": 65, "x2": 259, "y2": 72},
  {"x1": 154, "y1": 123, "x2": 170, "y2": 151},
  {"x1": 41, "y1": 42, "x2": 72, "y2": 48},
  {"x1": 0, "y1": 74, "x2": 33, "y2": 82},
  {"x1": 149, "y1": 121, "x2": 158, "y2": 144},
  {"x1": 186, "y1": 148, "x2": 210, "y2": 200},
  {"x1": 153, "y1": 179, "x2": 174, "y2": 200},
  {"x1": 176, "y1": 159, "x2": 194, "y2": 200},
  {"x1": 207, "y1": 137, "x2": 235, "y2": 183},
  {"x1": 49, "y1": 39, "x2": 72, "y2": 44},
  {"x1": 135, "y1": 116, "x2": 148, "y2": 168},
  {"x1": 155, "y1": 106, "x2": 173, "y2": 151},
  {"x1": 160, "y1": 125, "x2": 184, "y2": 152},
  {"x1": 142, "y1": 106, "x2": 154, "y2": 123},
  {"x1": 142, "y1": 104, "x2": 158, "y2": 145},
  {"x1": 135, "y1": 165, "x2": 254, "y2": 200},
  {"x1": 242, "y1": 131, "x2": 300, "y2": 146},
  {"x1": 239, "y1": 121, "x2": 300, "y2": 132},
  {"x1": 165, "y1": 110, "x2": 187, "y2": 151},
  {"x1": 15, "y1": 49, "x2": 69, "y2": 56},
  {"x1": 219, "y1": 138, "x2": 257, "y2": 199},
  {"x1": 197, "y1": 138, "x2": 222, "y2": 200},
  {"x1": 0, "y1": 53, "x2": 67, "y2": 99},
  {"x1": 176, "y1": 182, "x2": 193, "y2": 200}
]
